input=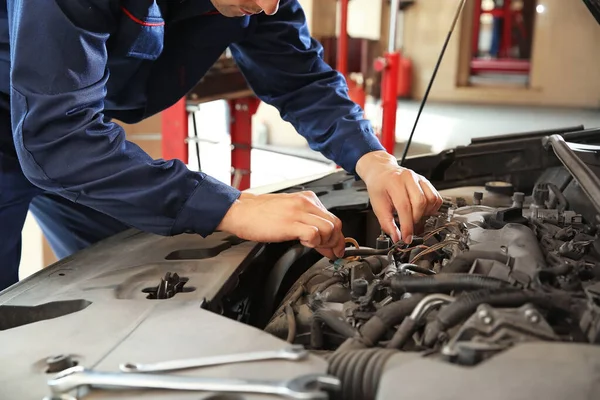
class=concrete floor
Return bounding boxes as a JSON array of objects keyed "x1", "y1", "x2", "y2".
[{"x1": 18, "y1": 100, "x2": 600, "y2": 280}]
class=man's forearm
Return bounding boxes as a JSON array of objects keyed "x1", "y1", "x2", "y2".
[
  {"x1": 230, "y1": 0, "x2": 385, "y2": 175},
  {"x1": 8, "y1": 0, "x2": 241, "y2": 237}
]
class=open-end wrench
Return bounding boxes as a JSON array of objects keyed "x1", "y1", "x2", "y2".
[
  {"x1": 119, "y1": 344, "x2": 308, "y2": 373},
  {"x1": 47, "y1": 366, "x2": 340, "y2": 400}
]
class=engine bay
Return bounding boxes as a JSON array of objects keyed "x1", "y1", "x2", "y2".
[
  {"x1": 3, "y1": 130, "x2": 600, "y2": 399},
  {"x1": 252, "y1": 172, "x2": 600, "y2": 398}
]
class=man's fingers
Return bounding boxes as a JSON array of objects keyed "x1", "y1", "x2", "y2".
[
  {"x1": 370, "y1": 194, "x2": 401, "y2": 243},
  {"x1": 403, "y1": 174, "x2": 427, "y2": 223},
  {"x1": 292, "y1": 222, "x2": 321, "y2": 248},
  {"x1": 419, "y1": 179, "x2": 443, "y2": 216},
  {"x1": 316, "y1": 247, "x2": 337, "y2": 260},
  {"x1": 295, "y1": 191, "x2": 345, "y2": 256},
  {"x1": 389, "y1": 185, "x2": 414, "y2": 244},
  {"x1": 300, "y1": 191, "x2": 341, "y2": 228},
  {"x1": 299, "y1": 213, "x2": 335, "y2": 247}
]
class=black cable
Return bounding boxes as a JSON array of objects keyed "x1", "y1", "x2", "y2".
[
  {"x1": 385, "y1": 273, "x2": 512, "y2": 295},
  {"x1": 399, "y1": 0, "x2": 467, "y2": 166},
  {"x1": 191, "y1": 110, "x2": 201, "y2": 171}
]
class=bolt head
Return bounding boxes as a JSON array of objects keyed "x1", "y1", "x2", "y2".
[{"x1": 524, "y1": 308, "x2": 540, "y2": 323}]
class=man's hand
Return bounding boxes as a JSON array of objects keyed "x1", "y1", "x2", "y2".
[
  {"x1": 356, "y1": 150, "x2": 443, "y2": 244},
  {"x1": 217, "y1": 191, "x2": 346, "y2": 259}
]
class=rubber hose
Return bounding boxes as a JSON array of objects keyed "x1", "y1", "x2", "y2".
[
  {"x1": 363, "y1": 256, "x2": 390, "y2": 275},
  {"x1": 326, "y1": 349, "x2": 397, "y2": 400},
  {"x1": 422, "y1": 289, "x2": 573, "y2": 346},
  {"x1": 386, "y1": 317, "x2": 418, "y2": 350},
  {"x1": 285, "y1": 304, "x2": 296, "y2": 343},
  {"x1": 387, "y1": 273, "x2": 511, "y2": 295},
  {"x1": 311, "y1": 309, "x2": 358, "y2": 349},
  {"x1": 443, "y1": 251, "x2": 510, "y2": 274},
  {"x1": 358, "y1": 294, "x2": 425, "y2": 346},
  {"x1": 344, "y1": 248, "x2": 390, "y2": 257}
]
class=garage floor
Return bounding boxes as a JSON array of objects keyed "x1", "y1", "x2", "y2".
[{"x1": 18, "y1": 100, "x2": 600, "y2": 279}]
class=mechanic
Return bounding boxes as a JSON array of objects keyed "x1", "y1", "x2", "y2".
[{"x1": 0, "y1": 0, "x2": 443, "y2": 291}]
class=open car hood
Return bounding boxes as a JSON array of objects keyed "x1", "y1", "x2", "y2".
[{"x1": 583, "y1": 0, "x2": 600, "y2": 23}]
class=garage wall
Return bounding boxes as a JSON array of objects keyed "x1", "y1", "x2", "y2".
[{"x1": 402, "y1": 0, "x2": 600, "y2": 108}]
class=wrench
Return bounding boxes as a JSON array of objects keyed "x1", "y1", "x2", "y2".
[
  {"x1": 47, "y1": 366, "x2": 340, "y2": 400},
  {"x1": 120, "y1": 345, "x2": 308, "y2": 373}
]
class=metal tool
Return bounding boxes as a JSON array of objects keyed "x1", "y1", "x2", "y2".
[
  {"x1": 47, "y1": 366, "x2": 340, "y2": 400},
  {"x1": 119, "y1": 344, "x2": 308, "y2": 373}
]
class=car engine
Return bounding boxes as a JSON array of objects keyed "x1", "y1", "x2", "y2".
[
  {"x1": 4, "y1": 130, "x2": 600, "y2": 400},
  {"x1": 262, "y1": 178, "x2": 600, "y2": 399}
]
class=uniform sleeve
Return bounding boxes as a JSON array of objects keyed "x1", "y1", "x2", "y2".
[
  {"x1": 7, "y1": 0, "x2": 240, "y2": 237},
  {"x1": 229, "y1": 0, "x2": 385, "y2": 175}
]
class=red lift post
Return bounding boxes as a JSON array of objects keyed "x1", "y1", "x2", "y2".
[
  {"x1": 161, "y1": 54, "x2": 258, "y2": 192},
  {"x1": 228, "y1": 97, "x2": 260, "y2": 190},
  {"x1": 161, "y1": 94, "x2": 257, "y2": 192},
  {"x1": 374, "y1": 0, "x2": 401, "y2": 155}
]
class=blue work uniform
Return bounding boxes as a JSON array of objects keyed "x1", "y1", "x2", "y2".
[{"x1": 0, "y1": 0, "x2": 384, "y2": 291}]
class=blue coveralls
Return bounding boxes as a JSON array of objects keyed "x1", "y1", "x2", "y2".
[{"x1": 0, "y1": 0, "x2": 385, "y2": 291}]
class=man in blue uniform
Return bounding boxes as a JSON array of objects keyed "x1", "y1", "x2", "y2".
[{"x1": 0, "y1": 0, "x2": 443, "y2": 291}]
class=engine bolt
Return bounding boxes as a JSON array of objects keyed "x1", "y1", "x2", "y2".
[
  {"x1": 46, "y1": 354, "x2": 75, "y2": 373},
  {"x1": 477, "y1": 309, "x2": 493, "y2": 324},
  {"x1": 525, "y1": 308, "x2": 540, "y2": 323}
]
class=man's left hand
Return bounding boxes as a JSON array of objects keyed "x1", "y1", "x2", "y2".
[{"x1": 356, "y1": 150, "x2": 444, "y2": 244}]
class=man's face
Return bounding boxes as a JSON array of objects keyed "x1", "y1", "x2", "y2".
[{"x1": 209, "y1": 0, "x2": 280, "y2": 17}]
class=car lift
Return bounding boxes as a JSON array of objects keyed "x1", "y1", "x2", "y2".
[
  {"x1": 160, "y1": 1, "x2": 404, "y2": 190},
  {"x1": 160, "y1": 56, "x2": 258, "y2": 191}
]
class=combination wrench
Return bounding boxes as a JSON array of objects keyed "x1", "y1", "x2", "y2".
[
  {"x1": 46, "y1": 366, "x2": 340, "y2": 400},
  {"x1": 119, "y1": 344, "x2": 308, "y2": 373}
]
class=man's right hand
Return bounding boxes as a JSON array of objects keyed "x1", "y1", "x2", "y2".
[{"x1": 216, "y1": 191, "x2": 346, "y2": 259}]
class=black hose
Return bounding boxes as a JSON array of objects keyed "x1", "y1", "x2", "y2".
[
  {"x1": 442, "y1": 251, "x2": 510, "y2": 274},
  {"x1": 358, "y1": 294, "x2": 426, "y2": 347},
  {"x1": 326, "y1": 348, "x2": 398, "y2": 400},
  {"x1": 386, "y1": 273, "x2": 512, "y2": 295},
  {"x1": 310, "y1": 309, "x2": 358, "y2": 349},
  {"x1": 422, "y1": 289, "x2": 575, "y2": 346},
  {"x1": 344, "y1": 248, "x2": 390, "y2": 257},
  {"x1": 363, "y1": 256, "x2": 390, "y2": 275}
]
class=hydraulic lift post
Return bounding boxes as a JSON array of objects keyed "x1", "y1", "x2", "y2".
[
  {"x1": 228, "y1": 97, "x2": 260, "y2": 191},
  {"x1": 374, "y1": 0, "x2": 402, "y2": 155},
  {"x1": 161, "y1": 95, "x2": 257, "y2": 192},
  {"x1": 161, "y1": 98, "x2": 188, "y2": 163}
]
